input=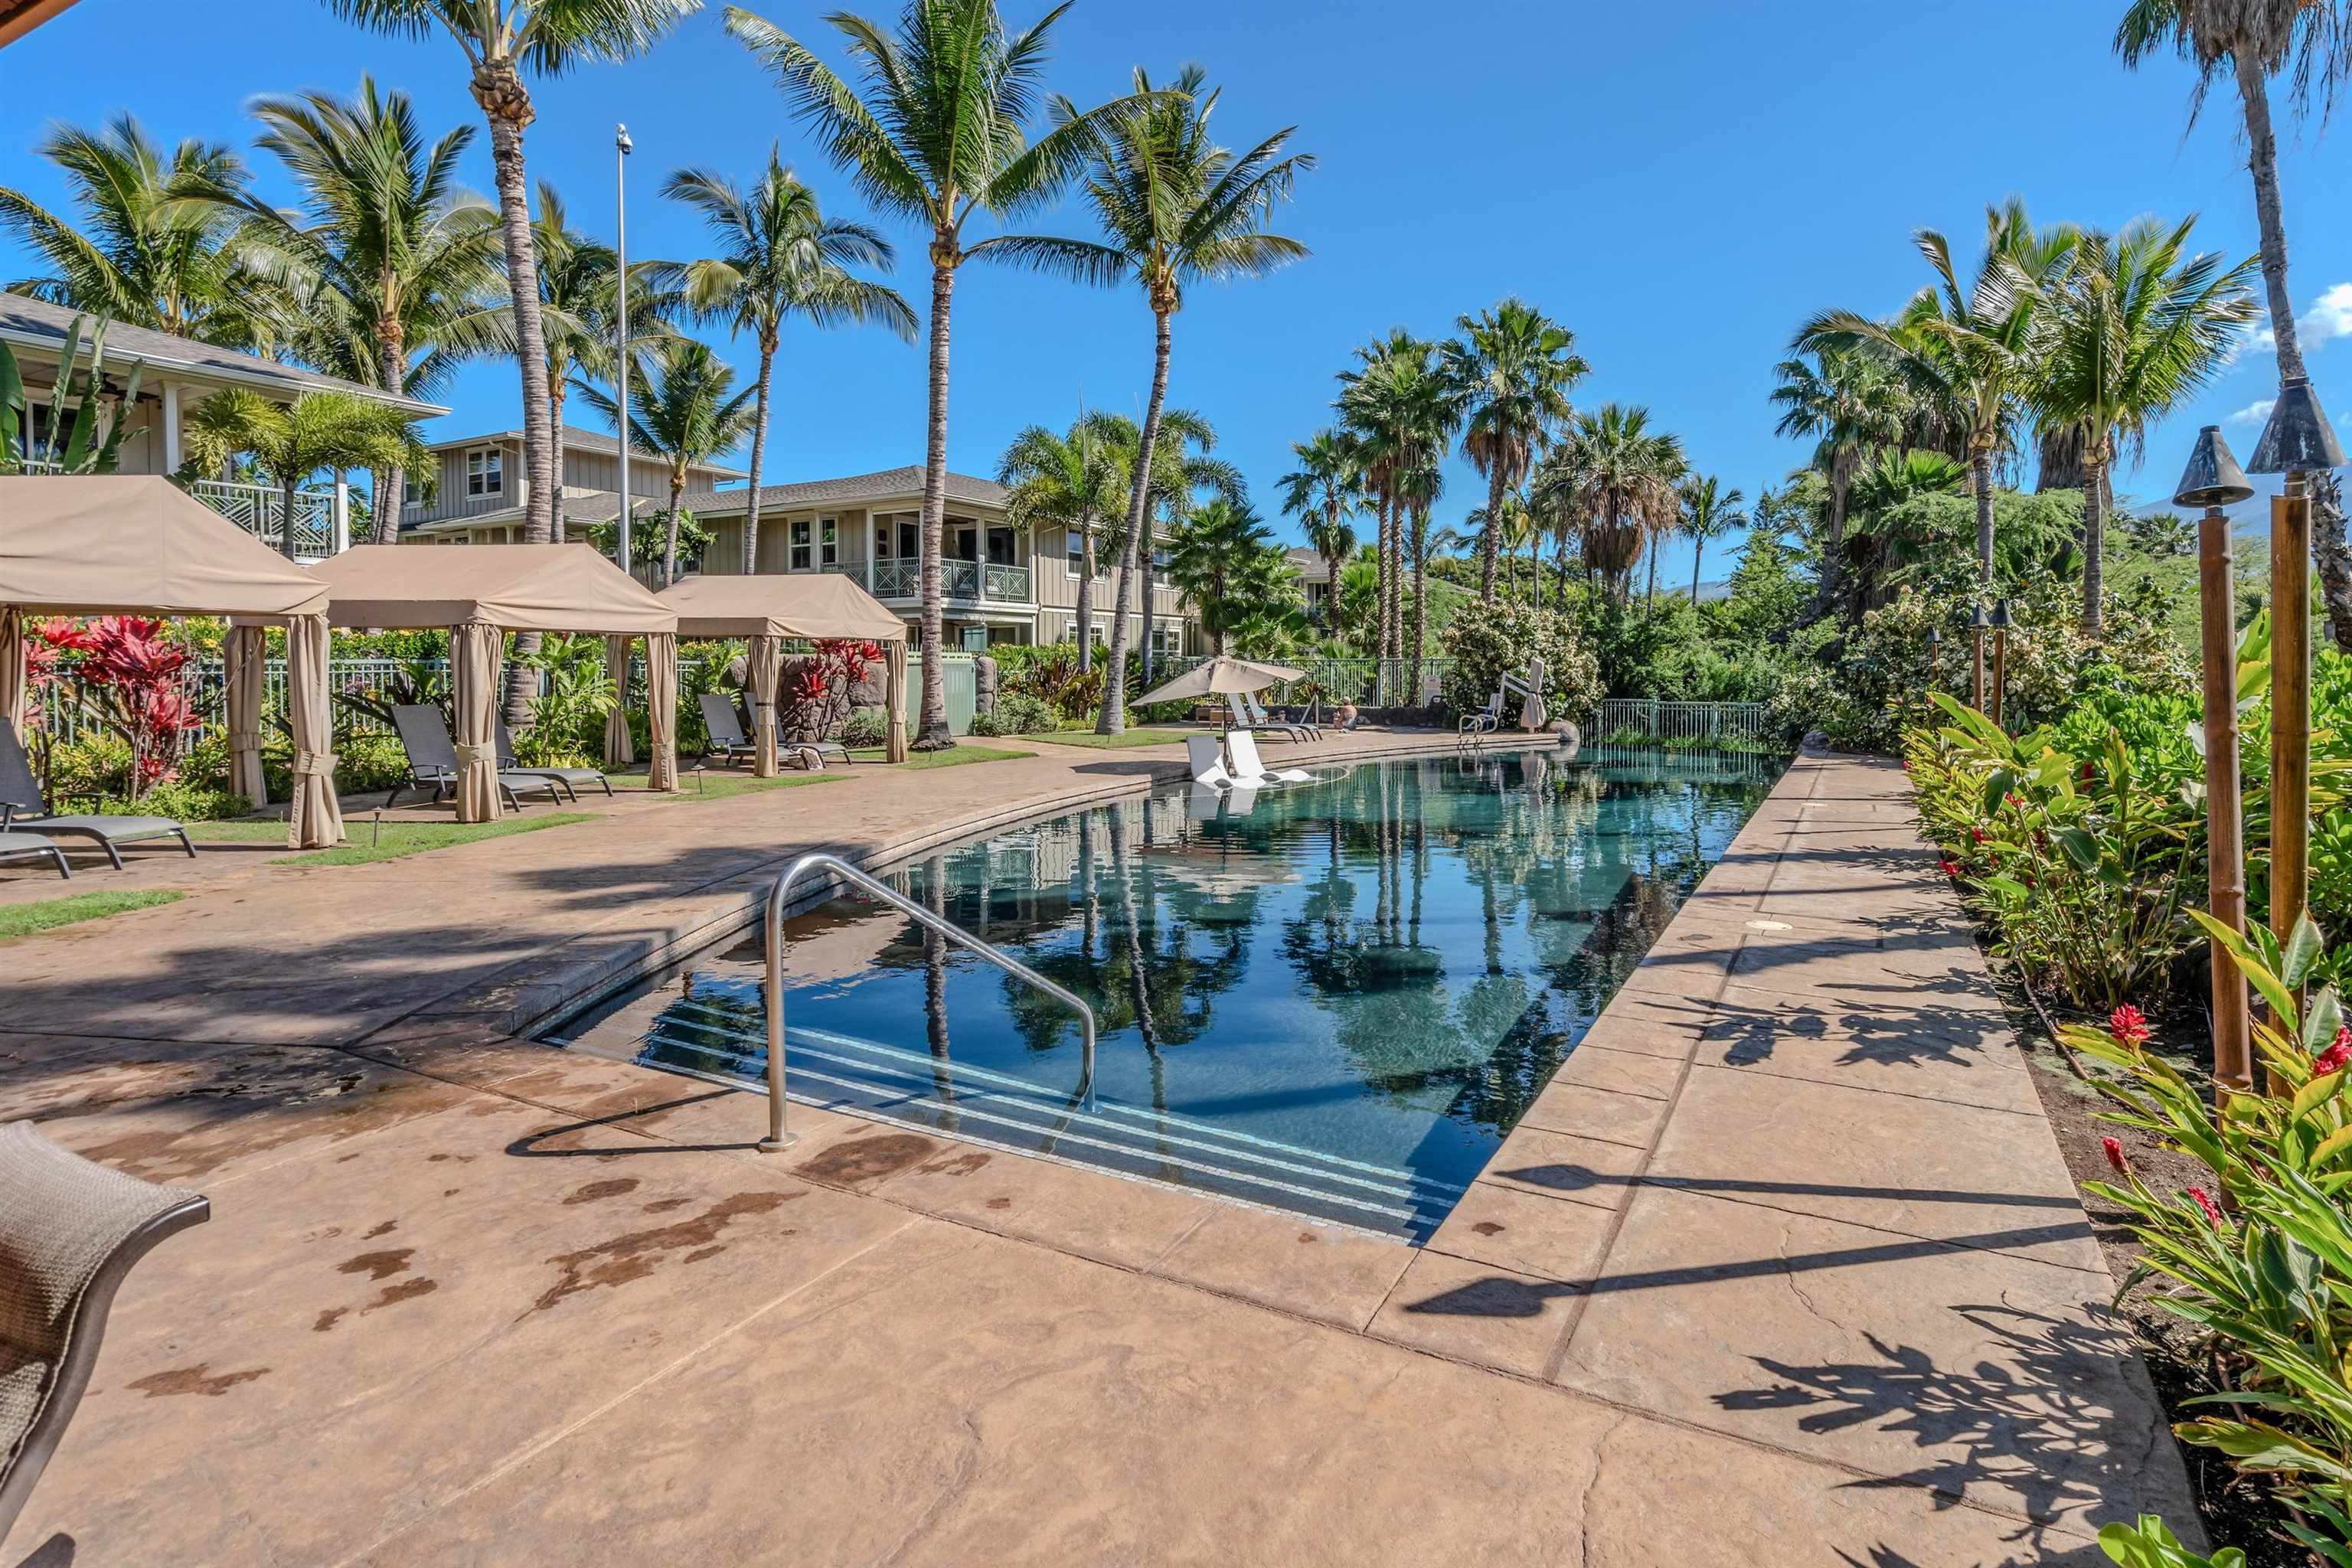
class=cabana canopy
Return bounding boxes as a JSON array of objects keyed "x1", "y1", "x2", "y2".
[
  {"x1": 0, "y1": 475, "x2": 328, "y2": 618},
  {"x1": 657, "y1": 573, "x2": 905, "y2": 642},
  {"x1": 655, "y1": 572, "x2": 908, "y2": 771},
  {"x1": 309, "y1": 544, "x2": 681, "y2": 820},
  {"x1": 309, "y1": 543, "x2": 675, "y2": 634},
  {"x1": 0, "y1": 476, "x2": 341, "y2": 848}
]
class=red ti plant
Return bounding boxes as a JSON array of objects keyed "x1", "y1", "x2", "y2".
[
  {"x1": 786, "y1": 639, "x2": 885, "y2": 741},
  {"x1": 39, "y1": 616, "x2": 200, "y2": 796}
]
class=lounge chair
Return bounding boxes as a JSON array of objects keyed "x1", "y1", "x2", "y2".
[
  {"x1": 0, "y1": 1121, "x2": 209, "y2": 1544},
  {"x1": 387, "y1": 705, "x2": 564, "y2": 812},
  {"x1": 1187, "y1": 734, "x2": 1235, "y2": 789},
  {"x1": 496, "y1": 718, "x2": 612, "y2": 801},
  {"x1": 0, "y1": 831, "x2": 71, "y2": 879},
  {"x1": 1224, "y1": 692, "x2": 1312, "y2": 744},
  {"x1": 1459, "y1": 690, "x2": 1502, "y2": 735},
  {"x1": 0, "y1": 720, "x2": 194, "y2": 870},
  {"x1": 1243, "y1": 691, "x2": 1320, "y2": 740},
  {"x1": 1227, "y1": 730, "x2": 1313, "y2": 786},
  {"x1": 699, "y1": 693, "x2": 829, "y2": 772},
  {"x1": 1186, "y1": 779, "x2": 1260, "y2": 820}
]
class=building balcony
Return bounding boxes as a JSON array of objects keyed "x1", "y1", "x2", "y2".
[{"x1": 841, "y1": 558, "x2": 1033, "y2": 605}]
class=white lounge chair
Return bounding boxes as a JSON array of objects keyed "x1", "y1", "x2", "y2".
[
  {"x1": 1187, "y1": 735, "x2": 1235, "y2": 788},
  {"x1": 1227, "y1": 730, "x2": 1312, "y2": 786}
]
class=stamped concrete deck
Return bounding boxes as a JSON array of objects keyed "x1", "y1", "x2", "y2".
[{"x1": 0, "y1": 739, "x2": 2192, "y2": 1566}]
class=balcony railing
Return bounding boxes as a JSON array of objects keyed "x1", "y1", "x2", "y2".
[
  {"x1": 856, "y1": 557, "x2": 1031, "y2": 603},
  {"x1": 17, "y1": 466, "x2": 345, "y2": 557}
]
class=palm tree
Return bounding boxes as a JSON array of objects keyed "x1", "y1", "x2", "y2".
[
  {"x1": 525, "y1": 181, "x2": 629, "y2": 541},
  {"x1": 323, "y1": 0, "x2": 699, "y2": 550},
  {"x1": 1797, "y1": 200, "x2": 2076, "y2": 593},
  {"x1": 0, "y1": 116, "x2": 253, "y2": 339},
  {"x1": 665, "y1": 149, "x2": 916, "y2": 576},
  {"x1": 1676, "y1": 474, "x2": 1746, "y2": 601},
  {"x1": 181, "y1": 389, "x2": 416, "y2": 559},
  {"x1": 1001, "y1": 63, "x2": 1312, "y2": 732},
  {"x1": 1442, "y1": 298, "x2": 1587, "y2": 603},
  {"x1": 1277, "y1": 428, "x2": 1362, "y2": 642},
  {"x1": 1768, "y1": 343, "x2": 1907, "y2": 617},
  {"x1": 1085, "y1": 406, "x2": 1238, "y2": 706},
  {"x1": 725, "y1": 0, "x2": 1151, "y2": 749},
  {"x1": 1165, "y1": 497, "x2": 1285, "y2": 655},
  {"x1": 2030, "y1": 214, "x2": 2257, "y2": 630},
  {"x1": 1338, "y1": 332, "x2": 1456, "y2": 676},
  {"x1": 1396, "y1": 456, "x2": 1444, "y2": 693},
  {"x1": 576, "y1": 338, "x2": 758, "y2": 586},
  {"x1": 226, "y1": 80, "x2": 510, "y2": 544},
  {"x1": 997, "y1": 416, "x2": 1123, "y2": 668},
  {"x1": 1536, "y1": 403, "x2": 1685, "y2": 603}
]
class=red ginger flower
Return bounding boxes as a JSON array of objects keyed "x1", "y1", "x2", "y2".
[
  {"x1": 2314, "y1": 1027, "x2": 2352, "y2": 1077},
  {"x1": 1969, "y1": 825, "x2": 1987, "y2": 844},
  {"x1": 1939, "y1": 858, "x2": 1961, "y2": 879},
  {"x1": 2187, "y1": 1187, "x2": 2226, "y2": 1230},
  {"x1": 2108, "y1": 1005, "x2": 2151, "y2": 1048},
  {"x1": 2102, "y1": 1137, "x2": 2128, "y2": 1176}
]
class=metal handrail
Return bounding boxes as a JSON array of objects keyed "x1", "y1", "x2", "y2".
[{"x1": 757, "y1": 851, "x2": 1098, "y2": 1152}]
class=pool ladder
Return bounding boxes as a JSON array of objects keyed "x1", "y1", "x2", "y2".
[{"x1": 755, "y1": 852, "x2": 1098, "y2": 1153}]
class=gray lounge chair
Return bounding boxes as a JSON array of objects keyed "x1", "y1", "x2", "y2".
[
  {"x1": 0, "y1": 720, "x2": 193, "y2": 870},
  {"x1": 496, "y1": 718, "x2": 612, "y2": 801},
  {"x1": 1243, "y1": 691, "x2": 1320, "y2": 740},
  {"x1": 1225, "y1": 693, "x2": 1312, "y2": 744},
  {"x1": 700, "y1": 693, "x2": 829, "y2": 771},
  {"x1": 0, "y1": 1121, "x2": 209, "y2": 1544},
  {"x1": 387, "y1": 705, "x2": 564, "y2": 812},
  {"x1": 0, "y1": 831, "x2": 70, "y2": 879}
]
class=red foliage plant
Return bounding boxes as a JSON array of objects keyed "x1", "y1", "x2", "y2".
[
  {"x1": 786, "y1": 639, "x2": 885, "y2": 740},
  {"x1": 36, "y1": 616, "x2": 199, "y2": 793}
]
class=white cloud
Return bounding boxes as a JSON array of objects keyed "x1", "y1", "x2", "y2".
[
  {"x1": 2243, "y1": 281, "x2": 2352, "y2": 358},
  {"x1": 2229, "y1": 397, "x2": 2276, "y2": 427}
]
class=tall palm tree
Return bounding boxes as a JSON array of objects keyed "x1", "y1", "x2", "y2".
[
  {"x1": 997, "y1": 415, "x2": 1123, "y2": 668},
  {"x1": 725, "y1": 0, "x2": 1151, "y2": 749},
  {"x1": 1798, "y1": 200, "x2": 2076, "y2": 593},
  {"x1": 1536, "y1": 403, "x2": 1685, "y2": 603},
  {"x1": 1676, "y1": 474, "x2": 1746, "y2": 601},
  {"x1": 323, "y1": 0, "x2": 700, "y2": 549},
  {"x1": 226, "y1": 80, "x2": 509, "y2": 544},
  {"x1": 0, "y1": 116, "x2": 253, "y2": 339},
  {"x1": 1768, "y1": 344, "x2": 1906, "y2": 618},
  {"x1": 2030, "y1": 214, "x2": 2256, "y2": 630},
  {"x1": 1278, "y1": 428, "x2": 1362, "y2": 642},
  {"x1": 1002, "y1": 63, "x2": 1312, "y2": 732},
  {"x1": 1165, "y1": 497, "x2": 1283, "y2": 656},
  {"x1": 1338, "y1": 332, "x2": 1455, "y2": 674},
  {"x1": 1396, "y1": 456, "x2": 1443, "y2": 693},
  {"x1": 664, "y1": 149, "x2": 916, "y2": 576},
  {"x1": 1442, "y1": 298, "x2": 1587, "y2": 602},
  {"x1": 182, "y1": 389, "x2": 417, "y2": 559},
  {"x1": 526, "y1": 181, "x2": 627, "y2": 541},
  {"x1": 576, "y1": 337, "x2": 757, "y2": 586},
  {"x1": 1085, "y1": 406, "x2": 1238, "y2": 704}
]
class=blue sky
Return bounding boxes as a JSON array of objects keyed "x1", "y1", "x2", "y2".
[{"x1": 4, "y1": 0, "x2": 2348, "y2": 582}]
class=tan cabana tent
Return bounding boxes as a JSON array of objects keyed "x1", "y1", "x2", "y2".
[
  {"x1": 310, "y1": 544, "x2": 679, "y2": 822},
  {"x1": 657, "y1": 574, "x2": 908, "y2": 773},
  {"x1": 0, "y1": 475, "x2": 344, "y2": 848}
]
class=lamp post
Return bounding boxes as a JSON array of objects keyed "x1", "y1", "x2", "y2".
[
  {"x1": 1968, "y1": 603, "x2": 1992, "y2": 714},
  {"x1": 1986, "y1": 598, "x2": 2011, "y2": 730},
  {"x1": 1926, "y1": 624, "x2": 1942, "y2": 689},
  {"x1": 614, "y1": 122, "x2": 634, "y2": 577},
  {"x1": 2173, "y1": 423, "x2": 2256, "y2": 1102}
]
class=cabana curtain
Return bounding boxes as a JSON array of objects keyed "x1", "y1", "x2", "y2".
[
  {"x1": 0, "y1": 607, "x2": 23, "y2": 735},
  {"x1": 451, "y1": 621, "x2": 501, "y2": 822},
  {"x1": 224, "y1": 624, "x2": 267, "y2": 808},
  {"x1": 284, "y1": 612, "x2": 341, "y2": 846},
  {"x1": 602, "y1": 633, "x2": 636, "y2": 769},
  {"x1": 747, "y1": 635, "x2": 781, "y2": 777}
]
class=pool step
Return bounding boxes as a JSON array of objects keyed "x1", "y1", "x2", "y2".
[{"x1": 610, "y1": 1000, "x2": 1462, "y2": 1239}]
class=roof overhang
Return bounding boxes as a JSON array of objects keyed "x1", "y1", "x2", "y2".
[
  {"x1": 0, "y1": 0, "x2": 80, "y2": 47},
  {"x1": 0, "y1": 322, "x2": 447, "y2": 419}
]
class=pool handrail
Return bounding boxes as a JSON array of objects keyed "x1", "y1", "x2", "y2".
[{"x1": 758, "y1": 851, "x2": 1099, "y2": 1152}]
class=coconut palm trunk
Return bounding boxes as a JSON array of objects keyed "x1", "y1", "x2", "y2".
[
  {"x1": 479, "y1": 90, "x2": 554, "y2": 727},
  {"x1": 547, "y1": 379, "x2": 567, "y2": 544},
  {"x1": 914, "y1": 255, "x2": 954, "y2": 749},
  {"x1": 663, "y1": 468, "x2": 685, "y2": 587},
  {"x1": 1139, "y1": 526, "x2": 1158, "y2": 684},
  {"x1": 2235, "y1": 54, "x2": 2308, "y2": 386},
  {"x1": 743, "y1": 331, "x2": 776, "y2": 576},
  {"x1": 2082, "y1": 443, "x2": 2111, "y2": 632},
  {"x1": 1969, "y1": 441, "x2": 1997, "y2": 588},
  {"x1": 1097, "y1": 306, "x2": 1171, "y2": 735},
  {"x1": 1075, "y1": 511, "x2": 1095, "y2": 672},
  {"x1": 1410, "y1": 501, "x2": 1429, "y2": 700},
  {"x1": 376, "y1": 325, "x2": 407, "y2": 546}
]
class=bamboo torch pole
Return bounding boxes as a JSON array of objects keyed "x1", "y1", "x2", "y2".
[
  {"x1": 2199, "y1": 505, "x2": 2252, "y2": 1097},
  {"x1": 2272, "y1": 479, "x2": 2312, "y2": 947}
]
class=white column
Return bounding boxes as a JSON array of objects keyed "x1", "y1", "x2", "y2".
[
  {"x1": 332, "y1": 479, "x2": 350, "y2": 555},
  {"x1": 160, "y1": 382, "x2": 181, "y2": 473}
]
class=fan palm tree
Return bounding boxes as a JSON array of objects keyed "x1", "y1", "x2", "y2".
[
  {"x1": 576, "y1": 338, "x2": 758, "y2": 586},
  {"x1": 997, "y1": 415, "x2": 1124, "y2": 669},
  {"x1": 224, "y1": 80, "x2": 510, "y2": 544},
  {"x1": 1797, "y1": 200, "x2": 2076, "y2": 593},
  {"x1": 0, "y1": 116, "x2": 253, "y2": 339},
  {"x1": 1338, "y1": 332, "x2": 1457, "y2": 672},
  {"x1": 322, "y1": 0, "x2": 700, "y2": 550},
  {"x1": 1442, "y1": 298, "x2": 1587, "y2": 603},
  {"x1": 2030, "y1": 214, "x2": 2257, "y2": 630},
  {"x1": 664, "y1": 149, "x2": 916, "y2": 576},
  {"x1": 999, "y1": 64, "x2": 1312, "y2": 731},
  {"x1": 724, "y1": 0, "x2": 1152, "y2": 749},
  {"x1": 1277, "y1": 427, "x2": 1362, "y2": 641},
  {"x1": 1677, "y1": 474, "x2": 1746, "y2": 601},
  {"x1": 181, "y1": 389, "x2": 418, "y2": 559},
  {"x1": 1165, "y1": 497, "x2": 1286, "y2": 656},
  {"x1": 1768, "y1": 343, "x2": 1907, "y2": 617},
  {"x1": 1536, "y1": 403, "x2": 1685, "y2": 603},
  {"x1": 1396, "y1": 456, "x2": 1444, "y2": 691}
]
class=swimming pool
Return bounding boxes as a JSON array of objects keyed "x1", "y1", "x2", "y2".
[{"x1": 547, "y1": 746, "x2": 1776, "y2": 1239}]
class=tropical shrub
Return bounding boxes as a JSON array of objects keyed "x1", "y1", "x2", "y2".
[
  {"x1": 1439, "y1": 598, "x2": 1601, "y2": 724},
  {"x1": 841, "y1": 708, "x2": 893, "y2": 749},
  {"x1": 995, "y1": 644, "x2": 1105, "y2": 722},
  {"x1": 991, "y1": 691, "x2": 1056, "y2": 734}
]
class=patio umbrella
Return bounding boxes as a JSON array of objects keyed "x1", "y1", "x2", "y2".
[{"x1": 1135, "y1": 655, "x2": 1304, "y2": 708}]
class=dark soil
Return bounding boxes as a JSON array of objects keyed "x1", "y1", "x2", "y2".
[{"x1": 1976, "y1": 949, "x2": 2302, "y2": 1564}]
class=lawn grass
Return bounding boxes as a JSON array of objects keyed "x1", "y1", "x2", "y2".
[
  {"x1": 655, "y1": 769, "x2": 844, "y2": 803},
  {"x1": 1014, "y1": 727, "x2": 1204, "y2": 750},
  {"x1": 847, "y1": 743, "x2": 1034, "y2": 769},
  {"x1": 193, "y1": 812, "x2": 602, "y2": 867},
  {"x1": 0, "y1": 888, "x2": 185, "y2": 942}
]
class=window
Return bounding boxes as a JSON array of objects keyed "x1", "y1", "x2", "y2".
[
  {"x1": 985, "y1": 525, "x2": 1015, "y2": 567},
  {"x1": 819, "y1": 516, "x2": 838, "y2": 567},
  {"x1": 789, "y1": 518, "x2": 812, "y2": 570},
  {"x1": 466, "y1": 448, "x2": 503, "y2": 497},
  {"x1": 1153, "y1": 623, "x2": 1184, "y2": 656}
]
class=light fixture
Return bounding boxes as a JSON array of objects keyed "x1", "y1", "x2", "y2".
[{"x1": 2173, "y1": 424, "x2": 2255, "y2": 508}]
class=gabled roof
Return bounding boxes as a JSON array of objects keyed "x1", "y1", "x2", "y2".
[
  {"x1": 1285, "y1": 547, "x2": 1332, "y2": 583},
  {"x1": 311, "y1": 543, "x2": 675, "y2": 635},
  {"x1": 679, "y1": 465, "x2": 1010, "y2": 516},
  {"x1": 0, "y1": 475, "x2": 329, "y2": 618},
  {"x1": 420, "y1": 423, "x2": 749, "y2": 479},
  {"x1": 400, "y1": 488, "x2": 652, "y2": 534},
  {"x1": 0, "y1": 293, "x2": 445, "y2": 416}
]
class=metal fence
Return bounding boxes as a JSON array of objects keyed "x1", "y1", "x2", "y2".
[
  {"x1": 1146, "y1": 655, "x2": 1452, "y2": 711},
  {"x1": 1590, "y1": 698, "x2": 1773, "y2": 749},
  {"x1": 35, "y1": 656, "x2": 432, "y2": 746}
]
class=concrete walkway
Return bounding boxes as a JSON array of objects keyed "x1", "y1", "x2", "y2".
[{"x1": 0, "y1": 741, "x2": 2192, "y2": 1566}]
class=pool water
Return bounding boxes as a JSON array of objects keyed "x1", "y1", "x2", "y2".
[{"x1": 547, "y1": 746, "x2": 1775, "y2": 1239}]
